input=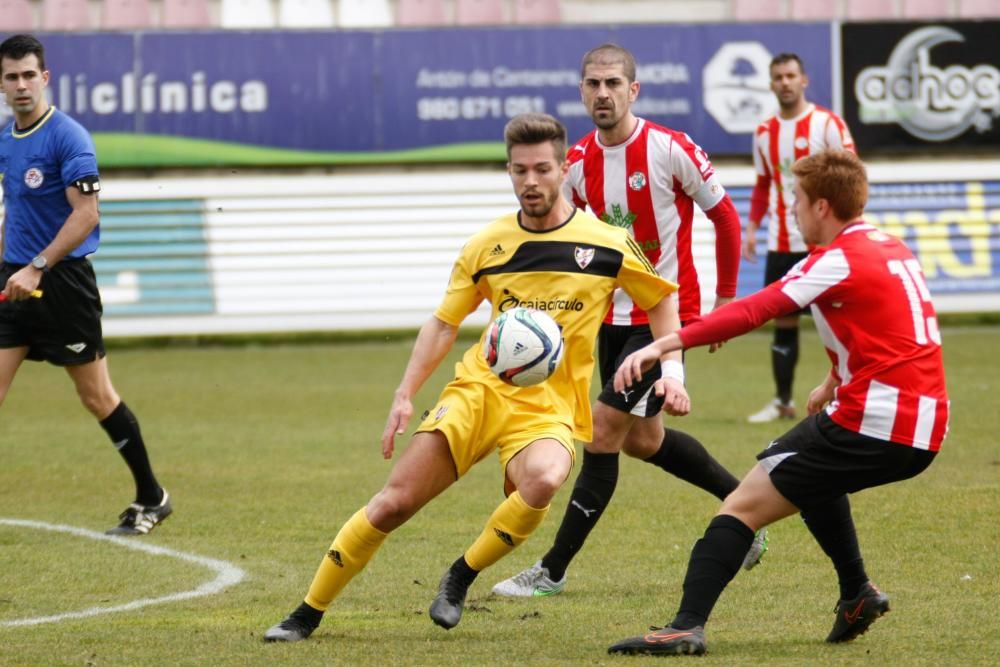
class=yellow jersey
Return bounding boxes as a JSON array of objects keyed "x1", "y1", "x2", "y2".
[{"x1": 435, "y1": 208, "x2": 677, "y2": 442}]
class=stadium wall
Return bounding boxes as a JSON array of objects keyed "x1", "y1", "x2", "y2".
[
  {"x1": 2, "y1": 21, "x2": 997, "y2": 335},
  {"x1": 94, "y1": 158, "x2": 1000, "y2": 337}
]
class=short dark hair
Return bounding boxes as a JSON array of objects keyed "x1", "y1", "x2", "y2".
[
  {"x1": 770, "y1": 52, "x2": 804, "y2": 74},
  {"x1": 580, "y1": 43, "x2": 637, "y2": 83},
  {"x1": 504, "y1": 113, "x2": 567, "y2": 161},
  {"x1": 792, "y1": 150, "x2": 867, "y2": 221},
  {"x1": 0, "y1": 34, "x2": 46, "y2": 73}
]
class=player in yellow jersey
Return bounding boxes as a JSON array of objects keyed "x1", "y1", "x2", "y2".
[{"x1": 264, "y1": 113, "x2": 685, "y2": 642}]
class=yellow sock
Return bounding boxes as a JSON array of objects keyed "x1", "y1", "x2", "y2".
[
  {"x1": 304, "y1": 507, "x2": 388, "y2": 611},
  {"x1": 464, "y1": 491, "x2": 549, "y2": 572}
]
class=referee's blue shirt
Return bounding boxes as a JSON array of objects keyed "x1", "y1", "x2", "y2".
[{"x1": 0, "y1": 106, "x2": 100, "y2": 264}]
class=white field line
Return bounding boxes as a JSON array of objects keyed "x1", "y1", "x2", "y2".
[{"x1": 0, "y1": 518, "x2": 247, "y2": 628}]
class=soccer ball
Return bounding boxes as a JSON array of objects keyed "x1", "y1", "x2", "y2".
[{"x1": 482, "y1": 307, "x2": 564, "y2": 387}]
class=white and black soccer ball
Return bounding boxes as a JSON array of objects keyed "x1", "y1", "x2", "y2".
[{"x1": 482, "y1": 307, "x2": 564, "y2": 387}]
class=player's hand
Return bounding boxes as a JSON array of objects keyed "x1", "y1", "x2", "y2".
[
  {"x1": 613, "y1": 346, "x2": 660, "y2": 393},
  {"x1": 742, "y1": 233, "x2": 758, "y2": 263},
  {"x1": 656, "y1": 377, "x2": 690, "y2": 416},
  {"x1": 708, "y1": 296, "x2": 734, "y2": 353},
  {"x1": 806, "y1": 380, "x2": 836, "y2": 415},
  {"x1": 381, "y1": 392, "x2": 413, "y2": 459},
  {"x1": 3, "y1": 267, "x2": 42, "y2": 301}
]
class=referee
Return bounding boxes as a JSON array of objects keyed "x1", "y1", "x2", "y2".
[{"x1": 0, "y1": 34, "x2": 171, "y2": 535}]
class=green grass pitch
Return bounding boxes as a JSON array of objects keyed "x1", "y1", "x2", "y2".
[{"x1": 1, "y1": 327, "x2": 998, "y2": 666}]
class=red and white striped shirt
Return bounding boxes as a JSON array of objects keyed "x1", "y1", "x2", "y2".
[
  {"x1": 565, "y1": 118, "x2": 740, "y2": 324},
  {"x1": 750, "y1": 104, "x2": 855, "y2": 253},
  {"x1": 680, "y1": 223, "x2": 948, "y2": 451}
]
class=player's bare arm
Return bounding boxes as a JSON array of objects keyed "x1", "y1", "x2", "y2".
[
  {"x1": 2, "y1": 185, "x2": 98, "y2": 300},
  {"x1": 381, "y1": 316, "x2": 458, "y2": 459},
  {"x1": 745, "y1": 168, "x2": 769, "y2": 263}
]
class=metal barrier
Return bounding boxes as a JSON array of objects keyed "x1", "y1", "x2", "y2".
[{"x1": 81, "y1": 158, "x2": 1000, "y2": 336}]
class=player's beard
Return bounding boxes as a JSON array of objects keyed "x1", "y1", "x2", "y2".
[
  {"x1": 519, "y1": 189, "x2": 557, "y2": 219},
  {"x1": 777, "y1": 89, "x2": 802, "y2": 112},
  {"x1": 590, "y1": 104, "x2": 621, "y2": 130}
]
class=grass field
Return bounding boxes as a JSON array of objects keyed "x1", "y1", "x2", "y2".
[{"x1": 1, "y1": 327, "x2": 998, "y2": 666}]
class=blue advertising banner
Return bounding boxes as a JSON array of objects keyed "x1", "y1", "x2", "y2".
[
  {"x1": 736, "y1": 179, "x2": 1000, "y2": 298},
  {"x1": 4, "y1": 25, "x2": 831, "y2": 166},
  {"x1": 28, "y1": 31, "x2": 376, "y2": 159},
  {"x1": 864, "y1": 180, "x2": 1000, "y2": 295},
  {"x1": 383, "y1": 24, "x2": 831, "y2": 155}
]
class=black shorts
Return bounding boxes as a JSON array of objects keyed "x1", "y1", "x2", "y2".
[
  {"x1": 0, "y1": 259, "x2": 106, "y2": 366},
  {"x1": 756, "y1": 412, "x2": 937, "y2": 511},
  {"x1": 596, "y1": 324, "x2": 664, "y2": 417}
]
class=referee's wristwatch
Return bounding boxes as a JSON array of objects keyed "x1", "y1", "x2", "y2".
[{"x1": 30, "y1": 255, "x2": 49, "y2": 272}]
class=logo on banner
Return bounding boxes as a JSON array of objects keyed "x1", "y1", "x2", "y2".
[
  {"x1": 854, "y1": 26, "x2": 1000, "y2": 142},
  {"x1": 702, "y1": 42, "x2": 777, "y2": 133}
]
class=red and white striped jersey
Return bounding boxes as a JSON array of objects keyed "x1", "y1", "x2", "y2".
[
  {"x1": 751, "y1": 104, "x2": 855, "y2": 253},
  {"x1": 679, "y1": 222, "x2": 948, "y2": 450},
  {"x1": 565, "y1": 118, "x2": 738, "y2": 324},
  {"x1": 779, "y1": 223, "x2": 949, "y2": 450}
]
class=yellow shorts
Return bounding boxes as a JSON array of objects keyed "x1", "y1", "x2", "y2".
[{"x1": 416, "y1": 378, "x2": 576, "y2": 483}]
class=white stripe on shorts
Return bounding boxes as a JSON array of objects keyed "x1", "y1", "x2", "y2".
[
  {"x1": 630, "y1": 385, "x2": 654, "y2": 416},
  {"x1": 759, "y1": 451, "x2": 796, "y2": 473}
]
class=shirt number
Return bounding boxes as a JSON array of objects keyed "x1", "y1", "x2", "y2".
[{"x1": 888, "y1": 259, "x2": 940, "y2": 346}]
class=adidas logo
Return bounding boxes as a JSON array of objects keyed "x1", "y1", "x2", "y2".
[
  {"x1": 513, "y1": 342, "x2": 526, "y2": 354},
  {"x1": 494, "y1": 528, "x2": 514, "y2": 546},
  {"x1": 327, "y1": 549, "x2": 344, "y2": 567},
  {"x1": 65, "y1": 342, "x2": 87, "y2": 353},
  {"x1": 489, "y1": 244, "x2": 505, "y2": 256}
]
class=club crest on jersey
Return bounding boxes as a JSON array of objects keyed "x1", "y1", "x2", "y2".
[
  {"x1": 794, "y1": 136, "x2": 809, "y2": 150},
  {"x1": 575, "y1": 247, "x2": 595, "y2": 270},
  {"x1": 24, "y1": 167, "x2": 43, "y2": 189},
  {"x1": 628, "y1": 171, "x2": 647, "y2": 191}
]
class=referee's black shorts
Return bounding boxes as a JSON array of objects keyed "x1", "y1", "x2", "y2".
[
  {"x1": 0, "y1": 258, "x2": 106, "y2": 366},
  {"x1": 756, "y1": 411, "x2": 937, "y2": 511}
]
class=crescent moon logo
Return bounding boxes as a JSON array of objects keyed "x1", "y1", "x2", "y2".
[{"x1": 854, "y1": 26, "x2": 999, "y2": 142}]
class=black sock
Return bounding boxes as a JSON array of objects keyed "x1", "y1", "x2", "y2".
[
  {"x1": 772, "y1": 327, "x2": 799, "y2": 405},
  {"x1": 99, "y1": 401, "x2": 161, "y2": 506},
  {"x1": 450, "y1": 555, "x2": 480, "y2": 585},
  {"x1": 291, "y1": 601, "x2": 324, "y2": 629},
  {"x1": 801, "y1": 496, "x2": 868, "y2": 600},
  {"x1": 540, "y1": 451, "x2": 619, "y2": 581},
  {"x1": 671, "y1": 514, "x2": 754, "y2": 630},
  {"x1": 644, "y1": 429, "x2": 739, "y2": 501}
]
